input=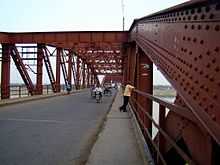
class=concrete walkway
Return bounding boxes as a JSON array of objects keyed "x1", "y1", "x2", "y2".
[{"x1": 86, "y1": 91, "x2": 144, "y2": 165}]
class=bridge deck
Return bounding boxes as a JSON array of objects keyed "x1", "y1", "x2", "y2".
[{"x1": 0, "y1": 90, "x2": 116, "y2": 165}]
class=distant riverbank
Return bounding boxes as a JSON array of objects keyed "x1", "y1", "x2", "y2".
[{"x1": 153, "y1": 85, "x2": 176, "y2": 98}]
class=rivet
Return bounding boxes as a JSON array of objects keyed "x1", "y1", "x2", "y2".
[
  {"x1": 193, "y1": 15, "x2": 198, "y2": 20},
  {"x1": 209, "y1": 14, "x2": 214, "y2": 19},
  {"x1": 213, "y1": 95, "x2": 218, "y2": 100},
  {"x1": 215, "y1": 25, "x2": 220, "y2": 31},
  {"x1": 211, "y1": 114, "x2": 216, "y2": 121}
]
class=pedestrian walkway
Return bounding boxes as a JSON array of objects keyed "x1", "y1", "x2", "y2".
[{"x1": 86, "y1": 91, "x2": 144, "y2": 165}]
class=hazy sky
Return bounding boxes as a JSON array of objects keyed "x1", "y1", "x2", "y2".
[{"x1": 0, "y1": 0, "x2": 188, "y2": 85}]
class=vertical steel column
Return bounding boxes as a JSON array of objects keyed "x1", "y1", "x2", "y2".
[
  {"x1": 90, "y1": 71, "x2": 93, "y2": 86},
  {"x1": 68, "y1": 51, "x2": 72, "y2": 90},
  {"x1": 94, "y1": 75, "x2": 98, "y2": 85},
  {"x1": 56, "y1": 48, "x2": 61, "y2": 92},
  {"x1": 127, "y1": 46, "x2": 132, "y2": 82},
  {"x1": 76, "y1": 57, "x2": 80, "y2": 89},
  {"x1": 130, "y1": 44, "x2": 137, "y2": 85},
  {"x1": 137, "y1": 47, "x2": 153, "y2": 134},
  {"x1": 1, "y1": 44, "x2": 11, "y2": 99},
  {"x1": 122, "y1": 45, "x2": 128, "y2": 84},
  {"x1": 71, "y1": 54, "x2": 77, "y2": 89},
  {"x1": 36, "y1": 44, "x2": 43, "y2": 95},
  {"x1": 130, "y1": 43, "x2": 138, "y2": 111},
  {"x1": 87, "y1": 68, "x2": 90, "y2": 88},
  {"x1": 91, "y1": 73, "x2": 94, "y2": 86},
  {"x1": 82, "y1": 62, "x2": 85, "y2": 88}
]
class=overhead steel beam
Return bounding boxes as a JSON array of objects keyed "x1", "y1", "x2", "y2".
[
  {"x1": 0, "y1": 33, "x2": 9, "y2": 43},
  {"x1": 0, "y1": 31, "x2": 128, "y2": 50}
]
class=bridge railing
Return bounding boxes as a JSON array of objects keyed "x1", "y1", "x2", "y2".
[
  {"x1": 130, "y1": 89, "x2": 197, "y2": 165},
  {"x1": 0, "y1": 85, "x2": 67, "y2": 99}
]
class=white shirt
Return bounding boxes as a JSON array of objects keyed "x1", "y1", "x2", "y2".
[{"x1": 95, "y1": 87, "x2": 103, "y2": 93}]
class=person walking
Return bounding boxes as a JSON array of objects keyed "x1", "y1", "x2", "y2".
[{"x1": 119, "y1": 81, "x2": 135, "y2": 112}]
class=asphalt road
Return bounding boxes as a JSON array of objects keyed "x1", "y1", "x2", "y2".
[{"x1": 0, "y1": 90, "x2": 116, "y2": 165}]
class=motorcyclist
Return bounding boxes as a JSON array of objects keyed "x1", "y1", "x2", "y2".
[
  {"x1": 94, "y1": 84, "x2": 103, "y2": 98},
  {"x1": 90, "y1": 85, "x2": 96, "y2": 97},
  {"x1": 66, "y1": 83, "x2": 71, "y2": 94}
]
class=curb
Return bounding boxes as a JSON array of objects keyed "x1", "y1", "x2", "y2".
[
  {"x1": 74, "y1": 91, "x2": 118, "y2": 165},
  {"x1": 128, "y1": 104, "x2": 155, "y2": 165},
  {"x1": 0, "y1": 89, "x2": 87, "y2": 108}
]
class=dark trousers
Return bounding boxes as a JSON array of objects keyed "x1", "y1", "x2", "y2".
[{"x1": 120, "y1": 96, "x2": 129, "y2": 112}]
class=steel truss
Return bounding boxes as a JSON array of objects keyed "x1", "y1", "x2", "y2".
[
  {"x1": 1, "y1": 44, "x2": 97, "y2": 98},
  {"x1": 1, "y1": 1, "x2": 219, "y2": 164},
  {"x1": 127, "y1": 0, "x2": 220, "y2": 164}
]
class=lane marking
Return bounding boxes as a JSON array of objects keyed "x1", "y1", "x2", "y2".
[{"x1": 0, "y1": 118, "x2": 66, "y2": 124}]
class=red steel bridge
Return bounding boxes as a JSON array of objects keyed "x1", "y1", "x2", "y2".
[{"x1": 0, "y1": 0, "x2": 220, "y2": 164}]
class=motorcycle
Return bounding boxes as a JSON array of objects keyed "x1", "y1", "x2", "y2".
[
  {"x1": 95, "y1": 91, "x2": 102, "y2": 103},
  {"x1": 91, "y1": 89, "x2": 96, "y2": 98},
  {"x1": 104, "y1": 87, "x2": 112, "y2": 96}
]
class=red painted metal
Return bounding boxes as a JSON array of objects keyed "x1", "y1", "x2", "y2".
[
  {"x1": 0, "y1": 31, "x2": 126, "y2": 95},
  {"x1": 0, "y1": 31, "x2": 127, "y2": 51},
  {"x1": 60, "y1": 49, "x2": 68, "y2": 87},
  {"x1": 1, "y1": 44, "x2": 11, "y2": 99},
  {"x1": 129, "y1": 0, "x2": 220, "y2": 164},
  {"x1": 36, "y1": 44, "x2": 43, "y2": 95},
  {"x1": 10, "y1": 45, "x2": 34, "y2": 95},
  {"x1": 1, "y1": 1, "x2": 218, "y2": 164},
  {"x1": 130, "y1": 0, "x2": 220, "y2": 143},
  {"x1": 42, "y1": 46, "x2": 56, "y2": 92},
  {"x1": 122, "y1": 42, "x2": 153, "y2": 140},
  {"x1": 67, "y1": 50, "x2": 72, "y2": 88},
  {"x1": 131, "y1": 95, "x2": 196, "y2": 165},
  {"x1": 82, "y1": 62, "x2": 85, "y2": 88},
  {"x1": 87, "y1": 68, "x2": 91, "y2": 87},
  {"x1": 103, "y1": 75, "x2": 122, "y2": 84},
  {"x1": 71, "y1": 54, "x2": 77, "y2": 89},
  {"x1": 0, "y1": 33, "x2": 9, "y2": 43},
  {"x1": 76, "y1": 57, "x2": 80, "y2": 89},
  {"x1": 56, "y1": 48, "x2": 61, "y2": 92}
]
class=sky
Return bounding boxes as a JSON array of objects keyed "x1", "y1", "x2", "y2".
[{"x1": 0, "y1": 0, "x2": 188, "y2": 85}]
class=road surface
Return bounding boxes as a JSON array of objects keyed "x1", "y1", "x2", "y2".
[{"x1": 0, "y1": 90, "x2": 116, "y2": 165}]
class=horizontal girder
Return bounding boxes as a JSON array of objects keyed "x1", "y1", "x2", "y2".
[{"x1": 0, "y1": 31, "x2": 128, "y2": 50}]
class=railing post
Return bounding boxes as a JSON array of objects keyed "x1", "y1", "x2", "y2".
[
  {"x1": 47, "y1": 85, "x2": 49, "y2": 94},
  {"x1": 19, "y1": 86, "x2": 21, "y2": 98},
  {"x1": 158, "y1": 104, "x2": 166, "y2": 164}
]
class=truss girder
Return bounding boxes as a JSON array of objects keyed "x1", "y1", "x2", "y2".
[
  {"x1": 130, "y1": 0, "x2": 220, "y2": 164},
  {"x1": 10, "y1": 45, "x2": 35, "y2": 95}
]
